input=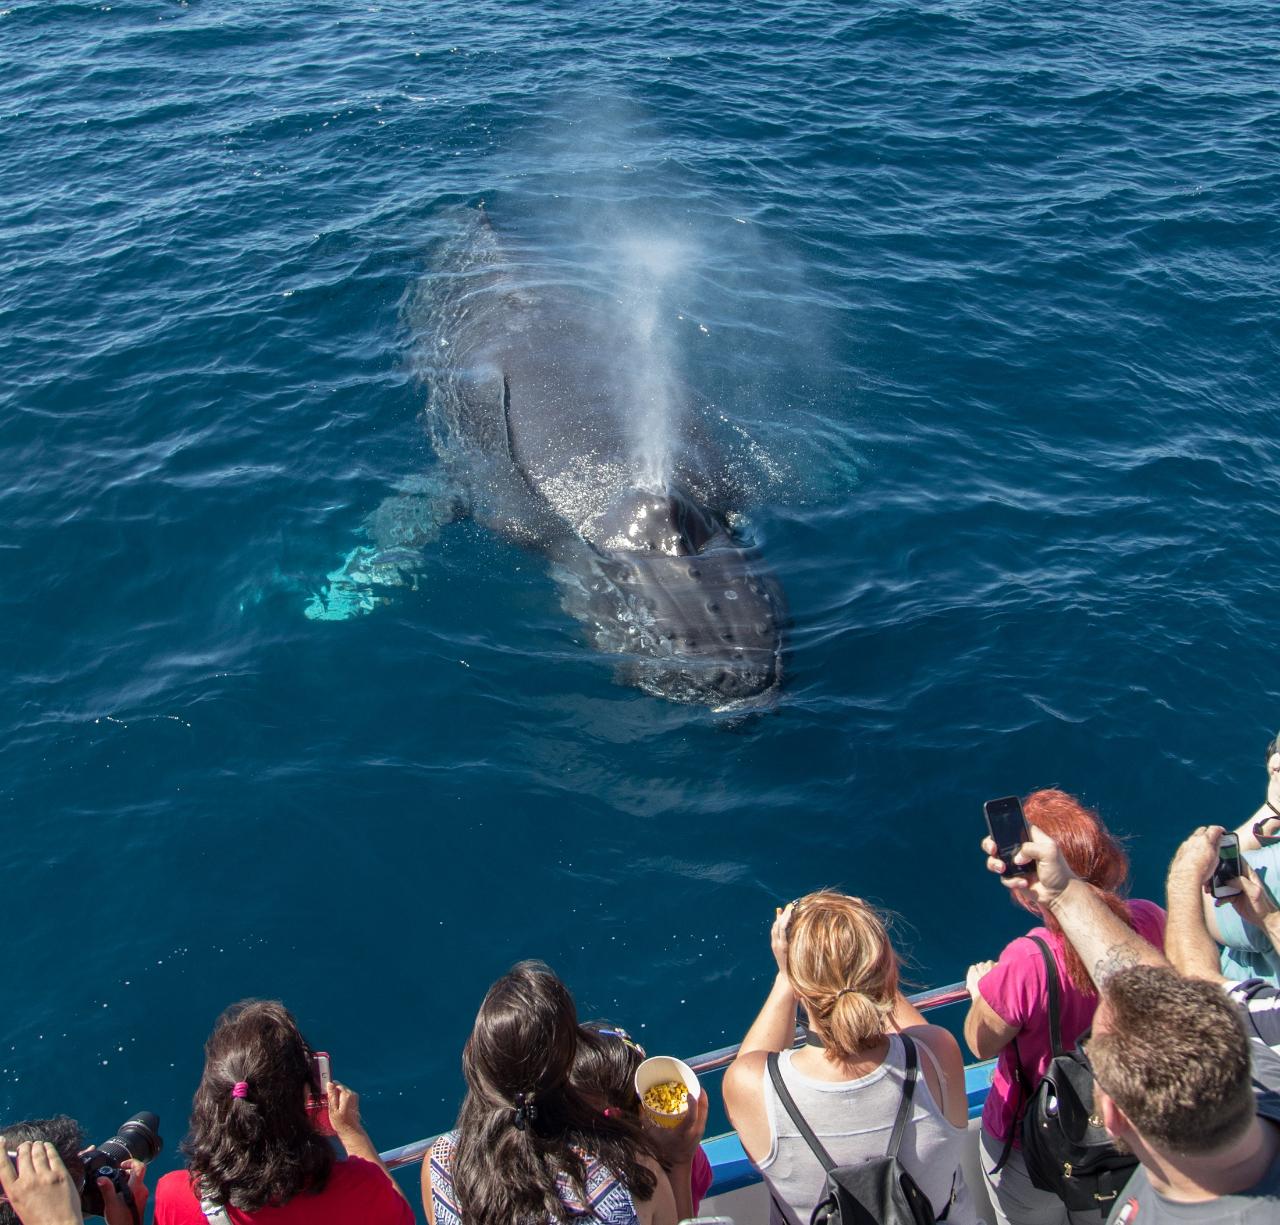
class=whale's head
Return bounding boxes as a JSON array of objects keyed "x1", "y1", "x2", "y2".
[{"x1": 557, "y1": 486, "x2": 785, "y2": 710}]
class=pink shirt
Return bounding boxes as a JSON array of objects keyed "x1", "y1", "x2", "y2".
[
  {"x1": 691, "y1": 1146, "x2": 713, "y2": 1212},
  {"x1": 978, "y1": 898, "x2": 1166, "y2": 1143}
]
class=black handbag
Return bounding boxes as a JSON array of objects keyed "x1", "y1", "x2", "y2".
[
  {"x1": 767, "y1": 1035, "x2": 946, "y2": 1225},
  {"x1": 1016, "y1": 937, "x2": 1138, "y2": 1215}
]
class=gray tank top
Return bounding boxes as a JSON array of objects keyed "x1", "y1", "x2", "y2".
[{"x1": 759, "y1": 1036, "x2": 981, "y2": 1225}]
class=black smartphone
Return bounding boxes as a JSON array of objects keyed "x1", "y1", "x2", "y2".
[
  {"x1": 984, "y1": 796, "x2": 1034, "y2": 876},
  {"x1": 1211, "y1": 833, "x2": 1244, "y2": 899}
]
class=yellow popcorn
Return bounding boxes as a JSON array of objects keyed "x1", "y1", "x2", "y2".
[{"x1": 643, "y1": 1080, "x2": 689, "y2": 1116}]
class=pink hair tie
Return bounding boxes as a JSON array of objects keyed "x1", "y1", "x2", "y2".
[{"x1": 231, "y1": 1081, "x2": 249, "y2": 1099}]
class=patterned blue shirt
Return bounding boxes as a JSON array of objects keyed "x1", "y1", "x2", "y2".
[{"x1": 429, "y1": 1131, "x2": 640, "y2": 1225}]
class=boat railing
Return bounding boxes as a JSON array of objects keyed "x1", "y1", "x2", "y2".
[{"x1": 377, "y1": 980, "x2": 968, "y2": 1171}]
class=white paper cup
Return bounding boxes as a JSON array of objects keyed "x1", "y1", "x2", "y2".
[{"x1": 635, "y1": 1056, "x2": 701, "y2": 1129}]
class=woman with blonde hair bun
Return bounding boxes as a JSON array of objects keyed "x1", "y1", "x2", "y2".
[{"x1": 724, "y1": 891, "x2": 981, "y2": 1225}]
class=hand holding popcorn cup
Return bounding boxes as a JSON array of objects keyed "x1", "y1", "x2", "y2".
[{"x1": 635, "y1": 1056, "x2": 700, "y2": 1129}]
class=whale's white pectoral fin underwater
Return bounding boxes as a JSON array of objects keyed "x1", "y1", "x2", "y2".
[
  {"x1": 303, "y1": 471, "x2": 465, "y2": 622},
  {"x1": 309, "y1": 208, "x2": 786, "y2": 708}
]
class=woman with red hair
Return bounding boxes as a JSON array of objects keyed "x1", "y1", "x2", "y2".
[{"x1": 963, "y1": 789, "x2": 1165, "y2": 1225}]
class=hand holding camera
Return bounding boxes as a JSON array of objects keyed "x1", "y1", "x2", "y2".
[
  {"x1": 1168, "y1": 824, "x2": 1243, "y2": 897},
  {"x1": 0, "y1": 1112, "x2": 157, "y2": 1225},
  {"x1": 78, "y1": 1113, "x2": 160, "y2": 1224},
  {"x1": 0, "y1": 1140, "x2": 81, "y2": 1225}
]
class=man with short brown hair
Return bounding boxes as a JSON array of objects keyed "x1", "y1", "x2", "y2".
[
  {"x1": 1085, "y1": 965, "x2": 1280, "y2": 1221},
  {"x1": 1087, "y1": 968, "x2": 1256, "y2": 1157}
]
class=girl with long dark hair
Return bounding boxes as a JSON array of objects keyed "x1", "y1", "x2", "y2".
[
  {"x1": 153, "y1": 999, "x2": 411, "y2": 1224},
  {"x1": 424, "y1": 961, "x2": 700, "y2": 1225}
]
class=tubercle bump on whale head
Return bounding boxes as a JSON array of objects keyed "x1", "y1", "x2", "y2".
[{"x1": 580, "y1": 542, "x2": 784, "y2": 709}]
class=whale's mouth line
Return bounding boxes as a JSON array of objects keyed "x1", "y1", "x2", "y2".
[{"x1": 628, "y1": 646, "x2": 784, "y2": 713}]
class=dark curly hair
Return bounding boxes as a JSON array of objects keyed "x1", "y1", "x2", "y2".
[
  {"x1": 450, "y1": 962, "x2": 658, "y2": 1225},
  {"x1": 181, "y1": 999, "x2": 332, "y2": 1211},
  {"x1": 0, "y1": 1117, "x2": 85, "y2": 1225}
]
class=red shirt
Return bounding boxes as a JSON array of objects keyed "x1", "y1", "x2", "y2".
[{"x1": 154, "y1": 1157, "x2": 414, "y2": 1225}]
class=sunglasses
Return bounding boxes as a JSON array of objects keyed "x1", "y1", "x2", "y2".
[{"x1": 591, "y1": 1026, "x2": 647, "y2": 1059}]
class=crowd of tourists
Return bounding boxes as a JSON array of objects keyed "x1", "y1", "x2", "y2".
[{"x1": 5, "y1": 746, "x2": 1280, "y2": 1225}]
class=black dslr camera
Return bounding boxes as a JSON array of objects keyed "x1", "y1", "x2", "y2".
[{"x1": 79, "y1": 1112, "x2": 162, "y2": 1219}]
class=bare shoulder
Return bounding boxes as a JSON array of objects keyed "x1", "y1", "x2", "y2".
[
  {"x1": 722, "y1": 1049, "x2": 776, "y2": 1165},
  {"x1": 637, "y1": 1152, "x2": 665, "y2": 1182},
  {"x1": 723, "y1": 1050, "x2": 768, "y2": 1105},
  {"x1": 904, "y1": 1022, "x2": 962, "y2": 1066},
  {"x1": 902, "y1": 1024, "x2": 967, "y2": 1126},
  {"x1": 634, "y1": 1152, "x2": 677, "y2": 1225}
]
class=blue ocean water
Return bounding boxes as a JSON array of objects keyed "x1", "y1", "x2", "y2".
[{"x1": 3, "y1": 0, "x2": 1279, "y2": 1205}]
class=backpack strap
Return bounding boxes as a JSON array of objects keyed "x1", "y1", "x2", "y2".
[
  {"x1": 885, "y1": 1034, "x2": 920, "y2": 1160},
  {"x1": 767, "y1": 1038, "x2": 921, "y2": 1173},
  {"x1": 937, "y1": 1169, "x2": 957, "y2": 1221},
  {"x1": 198, "y1": 1195, "x2": 234, "y2": 1225},
  {"x1": 767, "y1": 1051, "x2": 838, "y2": 1172},
  {"x1": 987, "y1": 938, "x2": 1061, "y2": 1176},
  {"x1": 1029, "y1": 936, "x2": 1064, "y2": 1058}
]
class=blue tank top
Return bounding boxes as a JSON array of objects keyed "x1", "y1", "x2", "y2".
[{"x1": 428, "y1": 1131, "x2": 639, "y2": 1225}]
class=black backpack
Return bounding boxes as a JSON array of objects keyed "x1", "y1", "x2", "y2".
[
  {"x1": 1003, "y1": 937, "x2": 1138, "y2": 1215},
  {"x1": 767, "y1": 1035, "x2": 948, "y2": 1225}
]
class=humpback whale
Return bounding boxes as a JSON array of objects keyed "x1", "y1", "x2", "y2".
[{"x1": 311, "y1": 212, "x2": 785, "y2": 710}]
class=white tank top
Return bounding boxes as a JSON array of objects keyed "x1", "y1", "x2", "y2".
[{"x1": 759, "y1": 1036, "x2": 981, "y2": 1225}]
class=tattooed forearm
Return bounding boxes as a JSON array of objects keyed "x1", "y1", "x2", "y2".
[
  {"x1": 1093, "y1": 942, "x2": 1142, "y2": 986},
  {"x1": 1052, "y1": 881, "x2": 1173, "y2": 989}
]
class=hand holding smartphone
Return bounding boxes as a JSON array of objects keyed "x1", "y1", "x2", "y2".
[
  {"x1": 984, "y1": 796, "x2": 1034, "y2": 877},
  {"x1": 1210, "y1": 833, "x2": 1244, "y2": 899}
]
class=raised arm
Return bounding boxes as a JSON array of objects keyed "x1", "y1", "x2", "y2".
[
  {"x1": 1171, "y1": 825, "x2": 1280, "y2": 979},
  {"x1": 723, "y1": 904, "x2": 798, "y2": 1161},
  {"x1": 328, "y1": 1082, "x2": 411, "y2": 1206},
  {"x1": 644, "y1": 1091, "x2": 708, "y2": 1225},
  {"x1": 1165, "y1": 827, "x2": 1231, "y2": 981},
  {"x1": 983, "y1": 828, "x2": 1169, "y2": 989},
  {"x1": 732, "y1": 904, "x2": 799, "y2": 1060}
]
